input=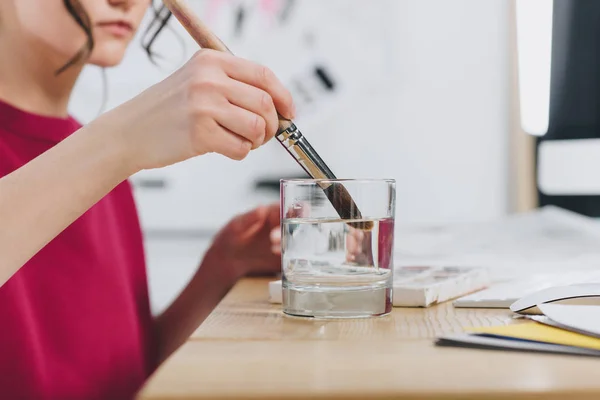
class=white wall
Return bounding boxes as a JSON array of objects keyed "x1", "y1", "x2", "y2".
[
  {"x1": 390, "y1": 0, "x2": 511, "y2": 224},
  {"x1": 307, "y1": 0, "x2": 511, "y2": 225},
  {"x1": 70, "y1": 0, "x2": 510, "y2": 233}
]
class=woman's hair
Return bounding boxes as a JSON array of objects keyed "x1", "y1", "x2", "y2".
[{"x1": 57, "y1": 0, "x2": 172, "y2": 75}]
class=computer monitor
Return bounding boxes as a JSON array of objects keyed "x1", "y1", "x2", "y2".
[{"x1": 519, "y1": 0, "x2": 600, "y2": 216}]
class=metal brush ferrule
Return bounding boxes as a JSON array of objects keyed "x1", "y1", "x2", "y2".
[{"x1": 276, "y1": 123, "x2": 336, "y2": 183}]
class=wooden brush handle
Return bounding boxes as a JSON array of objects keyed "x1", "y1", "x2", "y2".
[
  {"x1": 162, "y1": 0, "x2": 293, "y2": 133},
  {"x1": 162, "y1": 0, "x2": 229, "y2": 53}
]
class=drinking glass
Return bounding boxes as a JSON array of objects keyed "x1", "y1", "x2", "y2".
[{"x1": 280, "y1": 179, "x2": 395, "y2": 318}]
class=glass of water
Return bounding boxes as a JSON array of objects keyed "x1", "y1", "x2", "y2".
[{"x1": 280, "y1": 179, "x2": 396, "y2": 318}]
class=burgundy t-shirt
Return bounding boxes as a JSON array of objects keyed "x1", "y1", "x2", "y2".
[{"x1": 0, "y1": 100, "x2": 155, "y2": 399}]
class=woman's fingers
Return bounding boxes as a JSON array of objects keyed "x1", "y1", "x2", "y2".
[
  {"x1": 184, "y1": 51, "x2": 295, "y2": 161},
  {"x1": 123, "y1": 49, "x2": 296, "y2": 171},
  {"x1": 346, "y1": 228, "x2": 366, "y2": 262},
  {"x1": 270, "y1": 227, "x2": 281, "y2": 255},
  {"x1": 214, "y1": 103, "x2": 268, "y2": 149},
  {"x1": 224, "y1": 80, "x2": 279, "y2": 143},
  {"x1": 204, "y1": 122, "x2": 253, "y2": 161},
  {"x1": 217, "y1": 52, "x2": 295, "y2": 120}
]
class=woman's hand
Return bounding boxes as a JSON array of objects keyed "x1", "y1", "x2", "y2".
[
  {"x1": 98, "y1": 49, "x2": 295, "y2": 173},
  {"x1": 208, "y1": 203, "x2": 282, "y2": 280}
]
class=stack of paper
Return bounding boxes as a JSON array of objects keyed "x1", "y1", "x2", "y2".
[{"x1": 436, "y1": 304, "x2": 600, "y2": 357}]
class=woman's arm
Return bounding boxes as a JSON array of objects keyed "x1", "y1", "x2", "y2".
[
  {"x1": 0, "y1": 49, "x2": 294, "y2": 288},
  {"x1": 0, "y1": 121, "x2": 134, "y2": 286},
  {"x1": 153, "y1": 205, "x2": 281, "y2": 366},
  {"x1": 152, "y1": 246, "x2": 239, "y2": 366}
]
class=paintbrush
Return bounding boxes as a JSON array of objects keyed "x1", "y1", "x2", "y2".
[{"x1": 162, "y1": 0, "x2": 373, "y2": 230}]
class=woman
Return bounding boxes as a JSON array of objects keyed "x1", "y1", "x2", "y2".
[{"x1": 0, "y1": 0, "x2": 293, "y2": 398}]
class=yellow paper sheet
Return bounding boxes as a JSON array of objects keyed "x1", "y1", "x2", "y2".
[{"x1": 468, "y1": 322, "x2": 600, "y2": 350}]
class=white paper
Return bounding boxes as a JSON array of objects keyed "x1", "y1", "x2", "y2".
[
  {"x1": 528, "y1": 315, "x2": 600, "y2": 339},
  {"x1": 454, "y1": 271, "x2": 600, "y2": 308},
  {"x1": 395, "y1": 206, "x2": 600, "y2": 281},
  {"x1": 537, "y1": 304, "x2": 600, "y2": 337},
  {"x1": 268, "y1": 280, "x2": 283, "y2": 304}
]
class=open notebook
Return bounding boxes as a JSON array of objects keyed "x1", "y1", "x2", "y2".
[{"x1": 437, "y1": 304, "x2": 600, "y2": 357}]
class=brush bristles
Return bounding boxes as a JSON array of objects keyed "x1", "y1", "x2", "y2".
[{"x1": 322, "y1": 184, "x2": 374, "y2": 231}]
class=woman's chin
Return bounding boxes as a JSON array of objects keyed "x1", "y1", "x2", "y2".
[{"x1": 87, "y1": 43, "x2": 129, "y2": 68}]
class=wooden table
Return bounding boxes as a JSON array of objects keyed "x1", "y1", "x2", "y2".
[{"x1": 138, "y1": 278, "x2": 600, "y2": 400}]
